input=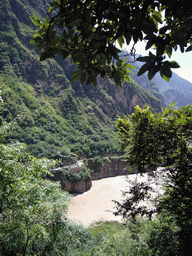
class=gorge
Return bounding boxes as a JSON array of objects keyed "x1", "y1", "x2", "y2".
[
  {"x1": 2, "y1": 0, "x2": 192, "y2": 205},
  {"x1": 2, "y1": 0, "x2": 192, "y2": 166},
  {"x1": 1, "y1": 1, "x2": 192, "y2": 255},
  {"x1": 48, "y1": 156, "x2": 132, "y2": 194},
  {"x1": 67, "y1": 169, "x2": 164, "y2": 226}
]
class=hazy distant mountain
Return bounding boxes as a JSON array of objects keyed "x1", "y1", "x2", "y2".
[
  {"x1": 123, "y1": 51, "x2": 192, "y2": 108},
  {"x1": 153, "y1": 72, "x2": 192, "y2": 108}
]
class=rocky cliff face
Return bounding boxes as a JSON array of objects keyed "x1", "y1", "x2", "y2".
[
  {"x1": 153, "y1": 73, "x2": 192, "y2": 108},
  {"x1": 47, "y1": 169, "x2": 92, "y2": 194},
  {"x1": 48, "y1": 156, "x2": 136, "y2": 194},
  {"x1": 88, "y1": 156, "x2": 135, "y2": 180},
  {"x1": 58, "y1": 58, "x2": 163, "y2": 117}
]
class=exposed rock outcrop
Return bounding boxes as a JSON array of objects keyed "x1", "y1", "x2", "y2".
[
  {"x1": 87, "y1": 156, "x2": 135, "y2": 180},
  {"x1": 47, "y1": 156, "x2": 136, "y2": 194},
  {"x1": 47, "y1": 169, "x2": 92, "y2": 194},
  {"x1": 62, "y1": 179, "x2": 92, "y2": 194}
]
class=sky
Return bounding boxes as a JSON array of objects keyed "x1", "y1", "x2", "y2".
[{"x1": 123, "y1": 41, "x2": 192, "y2": 84}]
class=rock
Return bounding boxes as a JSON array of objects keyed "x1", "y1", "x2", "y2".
[
  {"x1": 47, "y1": 156, "x2": 136, "y2": 194},
  {"x1": 47, "y1": 169, "x2": 92, "y2": 194},
  {"x1": 68, "y1": 164, "x2": 81, "y2": 173},
  {"x1": 61, "y1": 179, "x2": 92, "y2": 194},
  {"x1": 88, "y1": 156, "x2": 136, "y2": 180}
]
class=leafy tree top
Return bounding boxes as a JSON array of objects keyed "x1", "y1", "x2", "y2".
[
  {"x1": 116, "y1": 103, "x2": 192, "y2": 173},
  {"x1": 30, "y1": 0, "x2": 192, "y2": 86},
  {"x1": 115, "y1": 104, "x2": 192, "y2": 250}
]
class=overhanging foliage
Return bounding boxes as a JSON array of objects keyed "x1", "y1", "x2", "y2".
[{"x1": 31, "y1": 0, "x2": 192, "y2": 85}]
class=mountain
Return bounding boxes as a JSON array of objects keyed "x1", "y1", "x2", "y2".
[
  {"x1": 1, "y1": 0, "x2": 191, "y2": 162},
  {"x1": 153, "y1": 73, "x2": 192, "y2": 108},
  {"x1": 123, "y1": 51, "x2": 192, "y2": 108},
  {"x1": 0, "y1": 0, "x2": 163, "y2": 161}
]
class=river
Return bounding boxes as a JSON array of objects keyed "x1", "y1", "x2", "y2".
[{"x1": 67, "y1": 171, "x2": 164, "y2": 227}]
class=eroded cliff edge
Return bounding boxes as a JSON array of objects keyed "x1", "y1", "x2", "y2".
[{"x1": 47, "y1": 156, "x2": 135, "y2": 194}]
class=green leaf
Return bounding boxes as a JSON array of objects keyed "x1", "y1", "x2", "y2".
[
  {"x1": 33, "y1": 35, "x2": 43, "y2": 43},
  {"x1": 124, "y1": 75, "x2": 130, "y2": 83},
  {"x1": 186, "y1": 45, "x2": 192, "y2": 52},
  {"x1": 168, "y1": 61, "x2": 180, "y2": 69},
  {"x1": 29, "y1": 39, "x2": 35, "y2": 44},
  {"x1": 71, "y1": 70, "x2": 81, "y2": 83},
  {"x1": 117, "y1": 36, "x2": 124, "y2": 48},
  {"x1": 30, "y1": 16, "x2": 42, "y2": 26},
  {"x1": 125, "y1": 63, "x2": 135, "y2": 70},
  {"x1": 137, "y1": 63, "x2": 151, "y2": 76},
  {"x1": 137, "y1": 56, "x2": 150, "y2": 62},
  {"x1": 146, "y1": 39, "x2": 156, "y2": 50},
  {"x1": 114, "y1": 75, "x2": 121, "y2": 87},
  {"x1": 48, "y1": 1, "x2": 59, "y2": 13},
  {"x1": 159, "y1": 26, "x2": 168, "y2": 34},
  {"x1": 125, "y1": 33, "x2": 131, "y2": 45},
  {"x1": 162, "y1": 64, "x2": 172, "y2": 78},
  {"x1": 166, "y1": 45, "x2": 173, "y2": 58},
  {"x1": 161, "y1": 74, "x2": 170, "y2": 82},
  {"x1": 133, "y1": 33, "x2": 138, "y2": 44},
  {"x1": 80, "y1": 71, "x2": 86, "y2": 84},
  {"x1": 40, "y1": 52, "x2": 50, "y2": 61},
  {"x1": 160, "y1": 67, "x2": 171, "y2": 81},
  {"x1": 179, "y1": 45, "x2": 185, "y2": 53},
  {"x1": 152, "y1": 11, "x2": 163, "y2": 24},
  {"x1": 148, "y1": 67, "x2": 157, "y2": 80},
  {"x1": 44, "y1": 16, "x2": 49, "y2": 27}
]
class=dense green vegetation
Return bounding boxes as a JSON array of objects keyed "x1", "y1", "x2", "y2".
[
  {"x1": 0, "y1": 0, "x2": 163, "y2": 160},
  {"x1": 0, "y1": 126, "x2": 186, "y2": 255},
  {"x1": 1, "y1": 83, "x2": 191, "y2": 255},
  {"x1": 1, "y1": 73, "x2": 121, "y2": 159},
  {"x1": 1, "y1": 1, "x2": 192, "y2": 255},
  {"x1": 31, "y1": 0, "x2": 192, "y2": 85},
  {"x1": 116, "y1": 104, "x2": 192, "y2": 254}
]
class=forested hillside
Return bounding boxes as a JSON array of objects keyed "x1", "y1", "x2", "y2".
[
  {"x1": 1, "y1": 1, "x2": 192, "y2": 255},
  {"x1": 0, "y1": 0, "x2": 164, "y2": 161},
  {"x1": 1, "y1": 0, "x2": 192, "y2": 161}
]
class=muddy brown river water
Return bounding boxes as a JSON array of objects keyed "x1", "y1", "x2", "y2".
[{"x1": 67, "y1": 172, "x2": 164, "y2": 227}]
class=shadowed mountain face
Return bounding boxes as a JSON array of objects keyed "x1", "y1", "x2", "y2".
[{"x1": 1, "y1": 0, "x2": 191, "y2": 159}]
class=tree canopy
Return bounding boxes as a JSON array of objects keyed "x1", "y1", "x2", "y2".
[
  {"x1": 0, "y1": 87, "x2": 93, "y2": 255},
  {"x1": 30, "y1": 0, "x2": 192, "y2": 86},
  {"x1": 115, "y1": 104, "x2": 192, "y2": 254}
]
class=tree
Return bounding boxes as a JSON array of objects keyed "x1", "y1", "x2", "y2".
[
  {"x1": 30, "y1": 0, "x2": 192, "y2": 86},
  {"x1": 0, "y1": 141, "x2": 74, "y2": 255},
  {"x1": 115, "y1": 104, "x2": 192, "y2": 254},
  {"x1": 0, "y1": 87, "x2": 72, "y2": 255}
]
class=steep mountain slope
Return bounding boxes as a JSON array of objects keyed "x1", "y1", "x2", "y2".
[
  {"x1": 0, "y1": 0, "x2": 163, "y2": 160},
  {"x1": 153, "y1": 73, "x2": 192, "y2": 108},
  {"x1": 125, "y1": 52, "x2": 192, "y2": 108}
]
